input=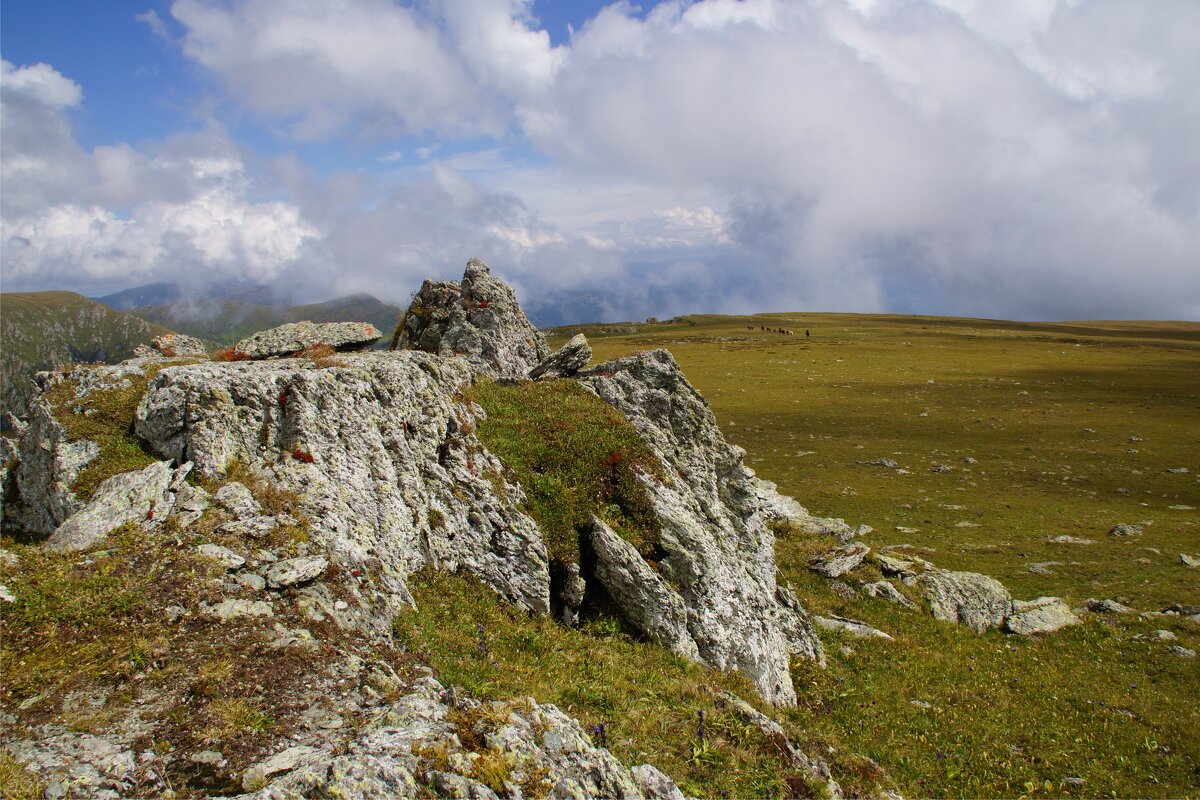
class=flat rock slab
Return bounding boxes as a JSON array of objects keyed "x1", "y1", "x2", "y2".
[
  {"x1": 874, "y1": 552, "x2": 916, "y2": 577},
  {"x1": 1087, "y1": 598, "x2": 1134, "y2": 614},
  {"x1": 863, "y1": 580, "x2": 916, "y2": 609},
  {"x1": 45, "y1": 462, "x2": 174, "y2": 552},
  {"x1": 266, "y1": 556, "x2": 328, "y2": 589},
  {"x1": 214, "y1": 482, "x2": 260, "y2": 520},
  {"x1": 235, "y1": 321, "x2": 381, "y2": 359},
  {"x1": 206, "y1": 599, "x2": 274, "y2": 622},
  {"x1": 242, "y1": 745, "x2": 322, "y2": 791},
  {"x1": 197, "y1": 544, "x2": 245, "y2": 570},
  {"x1": 1004, "y1": 596, "x2": 1081, "y2": 635},
  {"x1": 808, "y1": 542, "x2": 870, "y2": 578},
  {"x1": 814, "y1": 614, "x2": 893, "y2": 640}
]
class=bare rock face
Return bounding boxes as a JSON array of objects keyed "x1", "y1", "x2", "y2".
[
  {"x1": 580, "y1": 348, "x2": 808, "y2": 706},
  {"x1": 235, "y1": 321, "x2": 382, "y2": 359},
  {"x1": 393, "y1": 258, "x2": 551, "y2": 378},
  {"x1": 921, "y1": 569, "x2": 1013, "y2": 633},
  {"x1": 134, "y1": 351, "x2": 551, "y2": 630},
  {"x1": 529, "y1": 333, "x2": 591, "y2": 380}
]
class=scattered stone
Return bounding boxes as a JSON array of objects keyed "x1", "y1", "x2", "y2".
[
  {"x1": 1166, "y1": 467, "x2": 1190, "y2": 474},
  {"x1": 1048, "y1": 535, "x2": 1094, "y2": 545},
  {"x1": 922, "y1": 569, "x2": 1013, "y2": 633},
  {"x1": 808, "y1": 541, "x2": 870, "y2": 578},
  {"x1": 197, "y1": 543, "x2": 246, "y2": 570},
  {"x1": 241, "y1": 745, "x2": 323, "y2": 791},
  {"x1": 963, "y1": 457, "x2": 978, "y2": 464},
  {"x1": 932, "y1": 464, "x2": 953, "y2": 473},
  {"x1": 1181, "y1": 553, "x2": 1199, "y2": 568},
  {"x1": 266, "y1": 556, "x2": 329, "y2": 590},
  {"x1": 1027, "y1": 561, "x2": 1059, "y2": 576},
  {"x1": 236, "y1": 572, "x2": 266, "y2": 591},
  {"x1": 1087, "y1": 598, "x2": 1134, "y2": 614},
  {"x1": 1108, "y1": 523, "x2": 1144, "y2": 537},
  {"x1": 1004, "y1": 597, "x2": 1081, "y2": 635},
  {"x1": 219, "y1": 516, "x2": 279, "y2": 539},
  {"x1": 214, "y1": 482, "x2": 260, "y2": 520},
  {"x1": 1116, "y1": 487, "x2": 1130, "y2": 495},
  {"x1": 173, "y1": 482, "x2": 210, "y2": 526},
  {"x1": 1167, "y1": 645, "x2": 1196, "y2": 658},
  {"x1": 1169, "y1": 504, "x2": 1195, "y2": 510},
  {"x1": 204, "y1": 599, "x2": 274, "y2": 622},
  {"x1": 860, "y1": 458, "x2": 899, "y2": 469},
  {"x1": 529, "y1": 333, "x2": 591, "y2": 380},
  {"x1": 165, "y1": 605, "x2": 185, "y2": 622},
  {"x1": 1162, "y1": 603, "x2": 1200, "y2": 615},
  {"x1": 45, "y1": 461, "x2": 175, "y2": 552},
  {"x1": 862, "y1": 580, "x2": 917, "y2": 609},
  {"x1": 909, "y1": 700, "x2": 933, "y2": 709},
  {"x1": 954, "y1": 520, "x2": 980, "y2": 527},
  {"x1": 1133, "y1": 629, "x2": 1176, "y2": 641},
  {"x1": 0, "y1": 584, "x2": 14, "y2": 603},
  {"x1": 875, "y1": 552, "x2": 916, "y2": 577},
  {"x1": 236, "y1": 322, "x2": 381, "y2": 360},
  {"x1": 1064, "y1": 777, "x2": 1085, "y2": 788},
  {"x1": 813, "y1": 615, "x2": 894, "y2": 640},
  {"x1": 828, "y1": 580, "x2": 858, "y2": 600}
]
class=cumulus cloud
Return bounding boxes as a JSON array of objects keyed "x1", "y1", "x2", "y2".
[
  {"x1": 1, "y1": 59, "x2": 317, "y2": 296},
  {"x1": 3, "y1": 1, "x2": 1198, "y2": 321}
]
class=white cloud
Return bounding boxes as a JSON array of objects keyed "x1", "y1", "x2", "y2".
[{"x1": 0, "y1": 60, "x2": 83, "y2": 109}]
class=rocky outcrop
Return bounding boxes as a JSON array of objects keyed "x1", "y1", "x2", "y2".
[
  {"x1": 235, "y1": 321, "x2": 382, "y2": 359},
  {"x1": 13, "y1": 395, "x2": 98, "y2": 534},
  {"x1": 529, "y1": 333, "x2": 591, "y2": 380},
  {"x1": 135, "y1": 332, "x2": 209, "y2": 359},
  {"x1": 586, "y1": 517, "x2": 700, "y2": 660},
  {"x1": 921, "y1": 569, "x2": 1013, "y2": 633},
  {"x1": 392, "y1": 258, "x2": 551, "y2": 378},
  {"x1": 133, "y1": 351, "x2": 551, "y2": 630},
  {"x1": 233, "y1": 675, "x2": 688, "y2": 800},
  {"x1": 580, "y1": 348, "x2": 806, "y2": 706}
]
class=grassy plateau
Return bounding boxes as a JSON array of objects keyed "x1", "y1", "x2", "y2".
[{"x1": 537, "y1": 312, "x2": 1200, "y2": 798}]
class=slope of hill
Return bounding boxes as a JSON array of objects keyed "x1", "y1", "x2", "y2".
[
  {"x1": 124, "y1": 293, "x2": 403, "y2": 346},
  {"x1": 0, "y1": 292, "x2": 174, "y2": 421}
]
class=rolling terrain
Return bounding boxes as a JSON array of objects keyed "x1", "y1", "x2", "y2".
[
  {"x1": 0, "y1": 292, "x2": 173, "y2": 421},
  {"x1": 546, "y1": 312, "x2": 1200, "y2": 797}
]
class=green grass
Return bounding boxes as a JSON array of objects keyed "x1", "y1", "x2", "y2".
[
  {"x1": 395, "y1": 569, "x2": 856, "y2": 799},
  {"x1": 42, "y1": 366, "x2": 167, "y2": 501},
  {"x1": 545, "y1": 312, "x2": 1200, "y2": 798},
  {"x1": 467, "y1": 379, "x2": 664, "y2": 564}
]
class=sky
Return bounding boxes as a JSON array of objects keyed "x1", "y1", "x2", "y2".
[{"x1": 1, "y1": 0, "x2": 1198, "y2": 323}]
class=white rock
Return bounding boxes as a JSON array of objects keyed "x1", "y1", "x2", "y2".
[
  {"x1": 1004, "y1": 597, "x2": 1081, "y2": 635},
  {"x1": 45, "y1": 462, "x2": 174, "y2": 552},
  {"x1": 197, "y1": 543, "x2": 246, "y2": 570},
  {"x1": 266, "y1": 556, "x2": 329, "y2": 589}
]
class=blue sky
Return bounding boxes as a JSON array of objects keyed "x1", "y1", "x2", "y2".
[{"x1": 2, "y1": 0, "x2": 1198, "y2": 322}]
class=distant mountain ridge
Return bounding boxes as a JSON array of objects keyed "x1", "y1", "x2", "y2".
[
  {"x1": 113, "y1": 292, "x2": 404, "y2": 347},
  {"x1": 0, "y1": 291, "x2": 174, "y2": 421}
]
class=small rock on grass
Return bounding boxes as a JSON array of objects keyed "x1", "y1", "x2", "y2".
[
  {"x1": 1109, "y1": 523, "x2": 1144, "y2": 537},
  {"x1": 1048, "y1": 535, "x2": 1094, "y2": 545},
  {"x1": 863, "y1": 580, "x2": 916, "y2": 609},
  {"x1": 1087, "y1": 598, "x2": 1134, "y2": 614},
  {"x1": 808, "y1": 542, "x2": 870, "y2": 578},
  {"x1": 1167, "y1": 645, "x2": 1196, "y2": 658},
  {"x1": 1181, "y1": 553, "x2": 1199, "y2": 568},
  {"x1": 1004, "y1": 597, "x2": 1080, "y2": 635}
]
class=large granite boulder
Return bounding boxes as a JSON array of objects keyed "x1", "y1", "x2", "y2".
[{"x1": 392, "y1": 258, "x2": 551, "y2": 378}]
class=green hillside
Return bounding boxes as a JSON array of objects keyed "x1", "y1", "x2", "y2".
[
  {"x1": 126, "y1": 292, "x2": 403, "y2": 346},
  {"x1": 0, "y1": 292, "x2": 174, "y2": 421}
]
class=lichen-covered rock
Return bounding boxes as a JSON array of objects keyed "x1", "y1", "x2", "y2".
[
  {"x1": 808, "y1": 542, "x2": 870, "y2": 578},
  {"x1": 921, "y1": 569, "x2": 1013, "y2": 633},
  {"x1": 136, "y1": 332, "x2": 209, "y2": 358},
  {"x1": 393, "y1": 258, "x2": 550, "y2": 378},
  {"x1": 1004, "y1": 596, "x2": 1081, "y2": 635},
  {"x1": 215, "y1": 481, "x2": 261, "y2": 519},
  {"x1": 586, "y1": 517, "x2": 699, "y2": 660},
  {"x1": 267, "y1": 556, "x2": 329, "y2": 589},
  {"x1": 134, "y1": 350, "x2": 551, "y2": 631},
  {"x1": 529, "y1": 333, "x2": 591, "y2": 380},
  {"x1": 234, "y1": 677, "x2": 686, "y2": 800},
  {"x1": 863, "y1": 580, "x2": 917, "y2": 609},
  {"x1": 45, "y1": 461, "x2": 176, "y2": 552},
  {"x1": 775, "y1": 584, "x2": 827, "y2": 666},
  {"x1": 0, "y1": 435, "x2": 18, "y2": 528},
  {"x1": 1109, "y1": 523, "x2": 1144, "y2": 537},
  {"x1": 580, "y1": 348, "x2": 805, "y2": 706},
  {"x1": 198, "y1": 543, "x2": 246, "y2": 570},
  {"x1": 14, "y1": 396, "x2": 98, "y2": 533},
  {"x1": 236, "y1": 321, "x2": 382, "y2": 359}
]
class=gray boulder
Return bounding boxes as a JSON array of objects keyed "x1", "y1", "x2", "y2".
[
  {"x1": 921, "y1": 569, "x2": 1013, "y2": 633},
  {"x1": 586, "y1": 518, "x2": 699, "y2": 660},
  {"x1": 581, "y1": 348, "x2": 807, "y2": 706},
  {"x1": 266, "y1": 556, "x2": 329, "y2": 589},
  {"x1": 198, "y1": 543, "x2": 246, "y2": 570},
  {"x1": 1004, "y1": 597, "x2": 1081, "y2": 635},
  {"x1": 393, "y1": 258, "x2": 551, "y2": 378},
  {"x1": 215, "y1": 481, "x2": 260, "y2": 519},
  {"x1": 808, "y1": 542, "x2": 870, "y2": 578},
  {"x1": 140, "y1": 332, "x2": 209, "y2": 358},
  {"x1": 45, "y1": 461, "x2": 176, "y2": 552},
  {"x1": 235, "y1": 321, "x2": 382, "y2": 360},
  {"x1": 814, "y1": 614, "x2": 894, "y2": 640},
  {"x1": 863, "y1": 580, "x2": 917, "y2": 609},
  {"x1": 1109, "y1": 523, "x2": 1144, "y2": 537},
  {"x1": 529, "y1": 333, "x2": 591, "y2": 380},
  {"x1": 1087, "y1": 598, "x2": 1134, "y2": 614}
]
